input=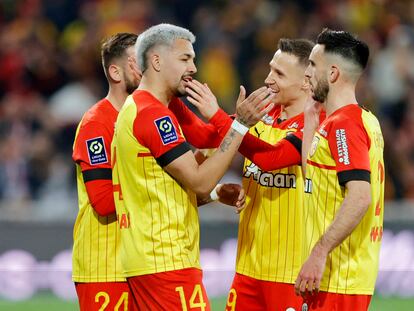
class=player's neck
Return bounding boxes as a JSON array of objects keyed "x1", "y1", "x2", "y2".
[
  {"x1": 138, "y1": 76, "x2": 172, "y2": 106},
  {"x1": 106, "y1": 86, "x2": 129, "y2": 111},
  {"x1": 281, "y1": 96, "x2": 305, "y2": 120},
  {"x1": 326, "y1": 85, "x2": 357, "y2": 116}
]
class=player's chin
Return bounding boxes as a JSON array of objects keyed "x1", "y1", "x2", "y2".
[{"x1": 176, "y1": 85, "x2": 187, "y2": 97}]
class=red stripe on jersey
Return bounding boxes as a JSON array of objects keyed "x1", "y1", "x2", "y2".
[
  {"x1": 307, "y1": 159, "x2": 336, "y2": 170},
  {"x1": 137, "y1": 152, "x2": 152, "y2": 157}
]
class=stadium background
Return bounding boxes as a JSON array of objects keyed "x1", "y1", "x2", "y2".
[{"x1": 0, "y1": 0, "x2": 414, "y2": 310}]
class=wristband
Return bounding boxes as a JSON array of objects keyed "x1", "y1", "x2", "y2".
[
  {"x1": 231, "y1": 119, "x2": 249, "y2": 136},
  {"x1": 210, "y1": 184, "x2": 221, "y2": 201}
]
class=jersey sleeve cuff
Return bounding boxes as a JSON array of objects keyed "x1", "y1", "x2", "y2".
[
  {"x1": 156, "y1": 142, "x2": 191, "y2": 167},
  {"x1": 337, "y1": 169, "x2": 371, "y2": 186},
  {"x1": 209, "y1": 109, "x2": 232, "y2": 129},
  {"x1": 284, "y1": 134, "x2": 302, "y2": 154}
]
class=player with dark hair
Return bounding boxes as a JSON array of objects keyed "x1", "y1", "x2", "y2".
[
  {"x1": 295, "y1": 28, "x2": 384, "y2": 311},
  {"x1": 185, "y1": 38, "x2": 320, "y2": 310},
  {"x1": 72, "y1": 33, "x2": 140, "y2": 311}
]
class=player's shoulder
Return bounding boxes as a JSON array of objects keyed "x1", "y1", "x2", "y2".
[
  {"x1": 80, "y1": 98, "x2": 117, "y2": 128},
  {"x1": 132, "y1": 90, "x2": 175, "y2": 119},
  {"x1": 327, "y1": 104, "x2": 365, "y2": 127}
]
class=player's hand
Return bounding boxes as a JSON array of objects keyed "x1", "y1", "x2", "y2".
[
  {"x1": 217, "y1": 183, "x2": 246, "y2": 213},
  {"x1": 294, "y1": 245, "x2": 328, "y2": 297},
  {"x1": 186, "y1": 80, "x2": 219, "y2": 120},
  {"x1": 304, "y1": 95, "x2": 323, "y2": 131},
  {"x1": 235, "y1": 86, "x2": 275, "y2": 127},
  {"x1": 128, "y1": 56, "x2": 143, "y2": 82}
]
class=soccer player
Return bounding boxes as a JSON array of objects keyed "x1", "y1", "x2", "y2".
[
  {"x1": 294, "y1": 29, "x2": 385, "y2": 311},
  {"x1": 186, "y1": 39, "x2": 317, "y2": 310},
  {"x1": 72, "y1": 33, "x2": 139, "y2": 311},
  {"x1": 112, "y1": 24, "x2": 273, "y2": 310}
]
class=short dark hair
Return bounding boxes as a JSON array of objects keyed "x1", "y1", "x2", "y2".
[
  {"x1": 316, "y1": 28, "x2": 369, "y2": 70},
  {"x1": 101, "y1": 33, "x2": 138, "y2": 77},
  {"x1": 278, "y1": 38, "x2": 315, "y2": 66}
]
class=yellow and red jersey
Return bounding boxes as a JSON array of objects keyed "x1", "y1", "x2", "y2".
[
  {"x1": 72, "y1": 99, "x2": 125, "y2": 282},
  {"x1": 236, "y1": 107, "x2": 306, "y2": 283},
  {"x1": 112, "y1": 90, "x2": 201, "y2": 277},
  {"x1": 304, "y1": 104, "x2": 385, "y2": 295}
]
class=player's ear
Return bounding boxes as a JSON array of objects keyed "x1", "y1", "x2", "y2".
[
  {"x1": 108, "y1": 64, "x2": 122, "y2": 83},
  {"x1": 150, "y1": 53, "x2": 161, "y2": 72},
  {"x1": 329, "y1": 65, "x2": 340, "y2": 83}
]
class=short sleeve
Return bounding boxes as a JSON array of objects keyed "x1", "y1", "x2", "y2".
[
  {"x1": 133, "y1": 105, "x2": 190, "y2": 167},
  {"x1": 327, "y1": 117, "x2": 371, "y2": 186},
  {"x1": 169, "y1": 98, "x2": 227, "y2": 148},
  {"x1": 73, "y1": 121, "x2": 112, "y2": 171}
]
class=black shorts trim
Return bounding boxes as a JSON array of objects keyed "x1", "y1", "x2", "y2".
[
  {"x1": 338, "y1": 169, "x2": 370, "y2": 186},
  {"x1": 285, "y1": 134, "x2": 302, "y2": 154},
  {"x1": 83, "y1": 168, "x2": 112, "y2": 182},
  {"x1": 156, "y1": 142, "x2": 191, "y2": 167}
]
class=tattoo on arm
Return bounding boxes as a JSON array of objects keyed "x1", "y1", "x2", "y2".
[{"x1": 219, "y1": 129, "x2": 237, "y2": 152}]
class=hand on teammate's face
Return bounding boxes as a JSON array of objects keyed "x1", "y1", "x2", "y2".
[
  {"x1": 185, "y1": 79, "x2": 219, "y2": 120},
  {"x1": 128, "y1": 57, "x2": 143, "y2": 82},
  {"x1": 235, "y1": 86, "x2": 276, "y2": 128},
  {"x1": 217, "y1": 183, "x2": 246, "y2": 213}
]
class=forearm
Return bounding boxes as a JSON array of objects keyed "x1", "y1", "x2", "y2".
[
  {"x1": 85, "y1": 179, "x2": 116, "y2": 216},
  {"x1": 193, "y1": 128, "x2": 243, "y2": 194},
  {"x1": 165, "y1": 126, "x2": 244, "y2": 196},
  {"x1": 239, "y1": 134, "x2": 301, "y2": 171}
]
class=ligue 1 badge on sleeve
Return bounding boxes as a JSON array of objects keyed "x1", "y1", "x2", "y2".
[
  {"x1": 86, "y1": 136, "x2": 108, "y2": 165},
  {"x1": 154, "y1": 116, "x2": 178, "y2": 145}
]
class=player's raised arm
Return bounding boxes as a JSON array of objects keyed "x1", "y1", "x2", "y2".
[{"x1": 163, "y1": 109, "x2": 271, "y2": 196}]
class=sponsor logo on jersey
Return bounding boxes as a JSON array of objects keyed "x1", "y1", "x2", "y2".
[
  {"x1": 243, "y1": 163, "x2": 296, "y2": 188},
  {"x1": 86, "y1": 136, "x2": 108, "y2": 165},
  {"x1": 304, "y1": 178, "x2": 313, "y2": 193},
  {"x1": 154, "y1": 116, "x2": 178, "y2": 145},
  {"x1": 336, "y1": 129, "x2": 350, "y2": 165}
]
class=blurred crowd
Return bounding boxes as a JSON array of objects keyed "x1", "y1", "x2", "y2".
[{"x1": 0, "y1": 0, "x2": 413, "y2": 218}]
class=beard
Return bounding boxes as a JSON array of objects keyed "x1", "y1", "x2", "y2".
[
  {"x1": 124, "y1": 73, "x2": 139, "y2": 94},
  {"x1": 173, "y1": 77, "x2": 190, "y2": 97},
  {"x1": 174, "y1": 85, "x2": 187, "y2": 97},
  {"x1": 312, "y1": 76, "x2": 329, "y2": 103}
]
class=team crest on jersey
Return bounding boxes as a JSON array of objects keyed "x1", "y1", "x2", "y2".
[
  {"x1": 309, "y1": 136, "x2": 320, "y2": 158},
  {"x1": 154, "y1": 116, "x2": 178, "y2": 145},
  {"x1": 86, "y1": 137, "x2": 108, "y2": 165}
]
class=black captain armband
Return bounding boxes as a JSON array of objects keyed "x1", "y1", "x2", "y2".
[
  {"x1": 338, "y1": 169, "x2": 371, "y2": 186},
  {"x1": 82, "y1": 168, "x2": 112, "y2": 182},
  {"x1": 156, "y1": 142, "x2": 191, "y2": 167}
]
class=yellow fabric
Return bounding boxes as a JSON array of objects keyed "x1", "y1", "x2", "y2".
[
  {"x1": 236, "y1": 120, "x2": 304, "y2": 283},
  {"x1": 304, "y1": 109, "x2": 385, "y2": 295},
  {"x1": 112, "y1": 96, "x2": 200, "y2": 277},
  {"x1": 72, "y1": 123, "x2": 125, "y2": 283}
]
